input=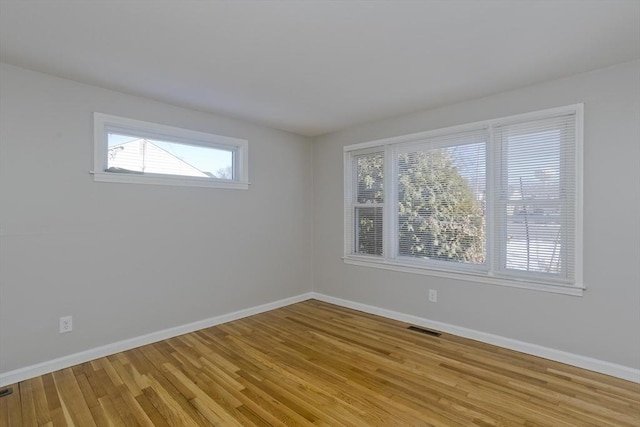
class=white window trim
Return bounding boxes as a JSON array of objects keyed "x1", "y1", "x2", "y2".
[
  {"x1": 92, "y1": 113, "x2": 249, "y2": 189},
  {"x1": 344, "y1": 104, "x2": 584, "y2": 296}
]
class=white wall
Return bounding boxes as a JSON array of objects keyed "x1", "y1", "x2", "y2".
[
  {"x1": 1, "y1": 59, "x2": 638, "y2": 379},
  {"x1": 313, "y1": 60, "x2": 640, "y2": 370},
  {"x1": 0, "y1": 63, "x2": 313, "y2": 374}
]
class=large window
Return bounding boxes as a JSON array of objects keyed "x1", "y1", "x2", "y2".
[
  {"x1": 93, "y1": 113, "x2": 249, "y2": 189},
  {"x1": 344, "y1": 105, "x2": 583, "y2": 295}
]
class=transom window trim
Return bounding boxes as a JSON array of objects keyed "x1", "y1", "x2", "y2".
[
  {"x1": 344, "y1": 104, "x2": 584, "y2": 296},
  {"x1": 93, "y1": 113, "x2": 249, "y2": 189}
]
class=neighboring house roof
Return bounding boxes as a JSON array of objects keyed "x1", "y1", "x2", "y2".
[{"x1": 108, "y1": 139, "x2": 207, "y2": 177}]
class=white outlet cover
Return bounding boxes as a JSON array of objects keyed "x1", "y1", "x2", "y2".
[{"x1": 59, "y1": 316, "x2": 73, "y2": 333}]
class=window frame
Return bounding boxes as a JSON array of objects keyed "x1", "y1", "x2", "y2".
[
  {"x1": 346, "y1": 148, "x2": 386, "y2": 257},
  {"x1": 92, "y1": 113, "x2": 249, "y2": 189},
  {"x1": 343, "y1": 104, "x2": 584, "y2": 296}
]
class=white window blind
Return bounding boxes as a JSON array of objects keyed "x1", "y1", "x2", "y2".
[
  {"x1": 351, "y1": 151, "x2": 384, "y2": 256},
  {"x1": 493, "y1": 113, "x2": 577, "y2": 283},
  {"x1": 397, "y1": 130, "x2": 487, "y2": 267}
]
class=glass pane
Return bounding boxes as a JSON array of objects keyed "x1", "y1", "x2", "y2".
[
  {"x1": 107, "y1": 133, "x2": 234, "y2": 179},
  {"x1": 505, "y1": 129, "x2": 561, "y2": 201},
  {"x1": 355, "y1": 152, "x2": 384, "y2": 203},
  {"x1": 506, "y1": 205, "x2": 563, "y2": 273},
  {"x1": 355, "y1": 207, "x2": 383, "y2": 256},
  {"x1": 502, "y1": 123, "x2": 568, "y2": 275},
  {"x1": 398, "y1": 142, "x2": 486, "y2": 264}
]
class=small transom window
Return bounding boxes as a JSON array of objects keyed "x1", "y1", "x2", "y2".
[{"x1": 93, "y1": 113, "x2": 249, "y2": 189}]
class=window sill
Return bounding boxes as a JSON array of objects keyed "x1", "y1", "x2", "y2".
[
  {"x1": 91, "y1": 171, "x2": 250, "y2": 190},
  {"x1": 343, "y1": 256, "x2": 584, "y2": 296}
]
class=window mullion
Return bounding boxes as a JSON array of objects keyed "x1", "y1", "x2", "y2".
[
  {"x1": 559, "y1": 122, "x2": 572, "y2": 280},
  {"x1": 345, "y1": 151, "x2": 356, "y2": 255},
  {"x1": 385, "y1": 146, "x2": 396, "y2": 261},
  {"x1": 486, "y1": 126, "x2": 497, "y2": 276},
  {"x1": 493, "y1": 125, "x2": 509, "y2": 276}
]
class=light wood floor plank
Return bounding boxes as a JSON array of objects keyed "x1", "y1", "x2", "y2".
[{"x1": 1, "y1": 300, "x2": 638, "y2": 426}]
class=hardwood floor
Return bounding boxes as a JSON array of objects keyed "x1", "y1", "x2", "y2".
[{"x1": 1, "y1": 300, "x2": 638, "y2": 426}]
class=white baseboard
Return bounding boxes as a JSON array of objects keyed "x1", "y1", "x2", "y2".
[
  {"x1": 2, "y1": 290, "x2": 638, "y2": 387},
  {"x1": 310, "y1": 292, "x2": 640, "y2": 384},
  {"x1": 0, "y1": 292, "x2": 313, "y2": 387}
]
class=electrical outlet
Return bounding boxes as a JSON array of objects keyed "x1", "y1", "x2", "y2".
[
  {"x1": 428, "y1": 289, "x2": 438, "y2": 303},
  {"x1": 59, "y1": 316, "x2": 72, "y2": 333}
]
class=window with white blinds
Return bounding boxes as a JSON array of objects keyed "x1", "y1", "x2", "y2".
[
  {"x1": 494, "y1": 114, "x2": 577, "y2": 284},
  {"x1": 397, "y1": 130, "x2": 487, "y2": 268},
  {"x1": 353, "y1": 151, "x2": 384, "y2": 256},
  {"x1": 344, "y1": 104, "x2": 583, "y2": 295}
]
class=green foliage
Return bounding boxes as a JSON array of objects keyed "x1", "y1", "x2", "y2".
[
  {"x1": 356, "y1": 207, "x2": 383, "y2": 255},
  {"x1": 356, "y1": 153, "x2": 384, "y2": 203},
  {"x1": 355, "y1": 153, "x2": 384, "y2": 255},
  {"x1": 398, "y1": 150, "x2": 485, "y2": 263},
  {"x1": 355, "y1": 149, "x2": 485, "y2": 262}
]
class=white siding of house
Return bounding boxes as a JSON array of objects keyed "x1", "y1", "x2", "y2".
[{"x1": 108, "y1": 139, "x2": 208, "y2": 177}]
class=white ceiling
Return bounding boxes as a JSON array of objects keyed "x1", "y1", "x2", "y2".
[{"x1": 0, "y1": 1, "x2": 638, "y2": 137}]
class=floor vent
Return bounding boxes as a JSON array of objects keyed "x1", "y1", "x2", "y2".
[
  {"x1": 0, "y1": 387, "x2": 13, "y2": 398},
  {"x1": 407, "y1": 326, "x2": 441, "y2": 337}
]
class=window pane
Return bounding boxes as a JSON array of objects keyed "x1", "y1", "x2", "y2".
[
  {"x1": 398, "y1": 142, "x2": 486, "y2": 264},
  {"x1": 505, "y1": 130, "x2": 561, "y2": 201},
  {"x1": 499, "y1": 114, "x2": 575, "y2": 278},
  {"x1": 355, "y1": 152, "x2": 384, "y2": 203},
  {"x1": 355, "y1": 207, "x2": 383, "y2": 255},
  {"x1": 505, "y1": 129, "x2": 564, "y2": 255},
  {"x1": 506, "y1": 203, "x2": 563, "y2": 273},
  {"x1": 107, "y1": 133, "x2": 234, "y2": 179}
]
